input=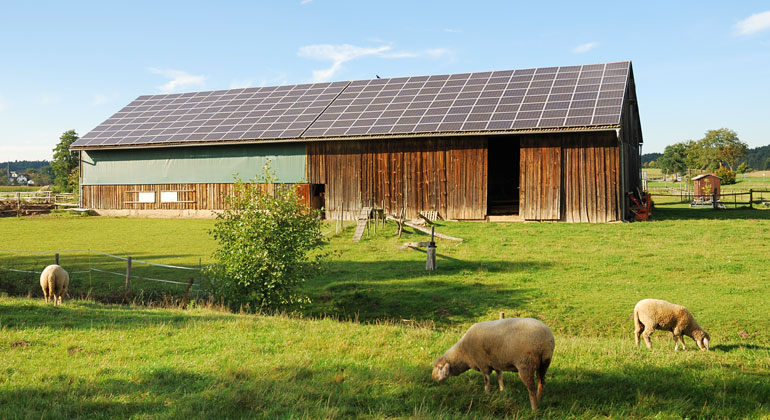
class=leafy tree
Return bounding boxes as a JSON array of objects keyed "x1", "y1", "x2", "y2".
[
  {"x1": 206, "y1": 167, "x2": 324, "y2": 312},
  {"x1": 737, "y1": 162, "x2": 750, "y2": 174},
  {"x1": 715, "y1": 167, "x2": 736, "y2": 185},
  {"x1": 699, "y1": 128, "x2": 747, "y2": 171},
  {"x1": 765, "y1": 158, "x2": 770, "y2": 171},
  {"x1": 658, "y1": 142, "x2": 689, "y2": 175},
  {"x1": 29, "y1": 165, "x2": 54, "y2": 185},
  {"x1": 51, "y1": 130, "x2": 79, "y2": 191}
]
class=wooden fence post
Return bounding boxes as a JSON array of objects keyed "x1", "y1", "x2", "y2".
[
  {"x1": 54, "y1": 253, "x2": 59, "y2": 265},
  {"x1": 712, "y1": 190, "x2": 718, "y2": 210},
  {"x1": 499, "y1": 311, "x2": 505, "y2": 320},
  {"x1": 749, "y1": 189, "x2": 753, "y2": 209},
  {"x1": 125, "y1": 256, "x2": 132, "y2": 294},
  {"x1": 426, "y1": 226, "x2": 436, "y2": 271}
]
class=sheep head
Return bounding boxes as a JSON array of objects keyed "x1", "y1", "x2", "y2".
[
  {"x1": 432, "y1": 357, "x2": 451, "y2": 382},
  {"x1": 693, "y1": 330, "x2": 710, "y2": 351}
]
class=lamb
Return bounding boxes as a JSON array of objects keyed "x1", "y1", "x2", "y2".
[
  {"x1": 40, "y1": 264, "x2": 69, "y2": 306},
  {"x1": 633, "y1": 298, "x2": 710, "y2": 351},
  {"x1": 432, "y1": 317, "x2": 555, "y2": 411}
]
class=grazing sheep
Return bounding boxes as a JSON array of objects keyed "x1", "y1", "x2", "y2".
[
  {"x1": 40, "y1": 264, "x2": 69, "y2": 306},
  {"x1": 634, "y1": 298, "x2": 710, "y2": 351},
  {"x1": 432, "y1": 318, "x2": 555, "y2": 411}
]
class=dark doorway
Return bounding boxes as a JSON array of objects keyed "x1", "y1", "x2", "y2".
[
  {"x1": 487, "y1": 137, "x2": 520, "y2": 215},
  {"x1": 310, "y1": 184, "x2": 325, "y2": 219}
]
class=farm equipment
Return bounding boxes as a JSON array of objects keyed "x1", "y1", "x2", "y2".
[{"x1": 627, "y1": 190, "x2": 653, "y2": 221}]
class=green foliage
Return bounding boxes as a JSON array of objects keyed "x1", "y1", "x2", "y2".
[
  {"x1": 700, "y1": 128, "x2": 747, "y2": 170},
  {"x1": 739, "y1": 144, "x2": 770, "y2": 170},
  {"x1": 714, "y1": 167, "x2": 736, "y2": 184},
  {"x1": 657, "y1": 142, "x2": 689, "y2": 175},
  {"x1": 765, "y1": 157, "x2": 770, "y2": 171},
  {"x1": 51, "y1": 130, "x2": 79, "y2": 191},
  {"x1": 206, "y1": 167, "x2": 323, "y2": 312},
  {"x1": 737, "y1": 162, "x2": 750, "y2": 174}
]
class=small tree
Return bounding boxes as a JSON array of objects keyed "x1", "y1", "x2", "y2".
[
  {"x1": 737, "y1": 162, "x2": 750, "y2": 174},
  {"x1": 715, "y1": 166, "x2": 736, "y2": 185},
  {"x1": 206, "y1": 167, "x2": 323, "y2": 312},
  {"x1": 51, "y1": 130, "x2": 79, "y2": 191}
]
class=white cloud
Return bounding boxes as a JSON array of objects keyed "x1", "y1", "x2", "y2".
[
  {"x1": 572, "y1": 42, "x2": 598, "y2": 53},
  {"x1": 297, "y1": 44, "x2": 453, "y2": 82},
  {"x1": 92, "y1": 94, "x2": 109, "y2": 106},
  {"x1": 147, "y1": 67, "x2": 206, "y2": 93},
  {"x1": 298, "y1": 44, "x2": 392, "y2": 82},
  {"x1": 38, "y1": 94, "x2": 59, "y2": 105},
  {"x1": 229, "y1": 79, "x2": 255, "y2": 89},
  {"x1": 735, "y1": 10, "x2": 770, "y2": 35}
]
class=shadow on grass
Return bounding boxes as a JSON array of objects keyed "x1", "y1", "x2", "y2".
[
  {"x1": 0, "y1": 301, "x2": 232, "y2": 331},
  {"x1": 2, "y1": 361, "x2": 769, "y2": 419},
  {"x1": 306, "y1": 259, "x2": 551, "y2": 324},
  {"x1": 652, "y1": 205, "x2": 770, "y2": 221},
  {"x1": 712, "y1": 343, "x2": 770, "y2": 352}
]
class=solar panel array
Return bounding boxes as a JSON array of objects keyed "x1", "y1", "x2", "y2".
[
  {"x1": 73, "y1": 62, "x2": 630, "y2": 148},
  {"x1": 74, "y1": 81, "x2": 349, "y2": 147}
]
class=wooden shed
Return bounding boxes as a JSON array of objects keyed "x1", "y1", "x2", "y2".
[
  {"x1": 72, "y1": 61, "x2": 643, "y2": 222},
  {"x1": 692, "y1": 174, "x2": 721, "y2": 201}
]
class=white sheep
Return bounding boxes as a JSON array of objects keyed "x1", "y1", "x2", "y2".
[
  {"x1": 40, "y1": 264, "x2": 69, "y2": 306},
  {"x1": 633, "y1": 298, "x2": 710, "y2": 351},
  {"x1": 432, "y1": 317, "x2": 555, "y2": 411}
]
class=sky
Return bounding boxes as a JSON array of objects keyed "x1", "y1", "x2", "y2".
[{"x1": 1, "y1": 1, "x2": 769, "y2": 161}]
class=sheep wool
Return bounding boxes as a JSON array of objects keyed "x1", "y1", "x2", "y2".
[
  {"x1": 634, "y1": 298, "x2": 710, "y2": 351},
  {"x1": 40, "y1": 264, "x2": 69, "y2": 306},
  {"x1": 432, "y1": 317, "x2": 554, "y2": 411}
]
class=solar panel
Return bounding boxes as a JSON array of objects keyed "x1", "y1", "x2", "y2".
[
  {"x1": 73, "y1": 62, "x2": 630, "y2": 148},
  {"x1": 75, "y1": 81, "x2": 349, "y2": 147}
]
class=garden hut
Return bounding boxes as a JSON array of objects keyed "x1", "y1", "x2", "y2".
[
  {"x1": 71, "y1": 61, "x2": 643, "y2": 222},
  {"x1": 692, "y1": 174, "x2": 721, "y2": 201}
]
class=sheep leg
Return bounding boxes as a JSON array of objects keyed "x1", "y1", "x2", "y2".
[
  {"x1": 518, "y1": 367, "x2": 538, "y2": 411},
  {"x1": 481, "y1": 368, "x2": 492, "y2": 393},
  {"x1": 634, "y1": 318, "x2": 643, "y2": 346},
  {"x1": 495, "y1": 369, "x2": 504, "y2": 391},
  {"x1": 642, "y1": 327, "x2": 654, "y2": 349},
  {"x1": 536, "y1": 358, "x2": 551, "y2": 402}
]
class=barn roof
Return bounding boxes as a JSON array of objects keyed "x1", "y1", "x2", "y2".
[
  {"x1": 72, "y1": 61, "x2": 634, "y2": 150},
  {"x1": 692, "y1": 174, "x2": 721, "y2": 181}
]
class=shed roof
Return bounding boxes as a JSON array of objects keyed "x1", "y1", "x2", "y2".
[
  {"x1": 73, "y1": 61, "x2": 634, "y2": 150},
  {"x1": 692, "y1": 174, "x2": 722, "y2": 181}
]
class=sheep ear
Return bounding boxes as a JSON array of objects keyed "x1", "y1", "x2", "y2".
[{"x1": 703, "y1": 337, "x2": 709, "y2": 350}]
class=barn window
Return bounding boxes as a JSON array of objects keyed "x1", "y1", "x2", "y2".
[
  {"x1": 160, "y1": 191, "x2": 179, "y2": 203},
  {"x1": 137, "y1": 192, "x2": 155, "y2": 203}
]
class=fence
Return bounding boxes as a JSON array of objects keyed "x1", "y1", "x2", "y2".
[
  {"x1": 649, "y1": 189, "x2": 770, "y2": 209},
  {"x1": 0, "y1": 248, "x2": 208, "y2": 302}
]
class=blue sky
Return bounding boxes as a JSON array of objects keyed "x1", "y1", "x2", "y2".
[{"x1": 1, "y1": 1, "x2": 769, "y2": 161}]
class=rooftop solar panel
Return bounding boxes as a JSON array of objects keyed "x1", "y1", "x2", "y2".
[{"x1": 73, "y1": 62, "x2": 630, "y2": 148}]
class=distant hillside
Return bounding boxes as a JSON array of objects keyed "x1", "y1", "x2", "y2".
[
  {"x1": 641, "y1": 153, "x2": 662, "y2": 165},
  {"x1": 1, "y1": 160, "x2": 50, "y2": 172},
  {"x1": 740, "y1": 145, "x2": 770, "y2": 170}
]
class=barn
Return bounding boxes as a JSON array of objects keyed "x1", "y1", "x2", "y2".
[{"x1": 71, "y1": 61, "x2": 642, "y2": 222}]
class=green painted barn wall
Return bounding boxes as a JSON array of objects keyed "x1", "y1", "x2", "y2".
[{"x1": 81, "y1": 143, "x2": 306, "y2": 185}]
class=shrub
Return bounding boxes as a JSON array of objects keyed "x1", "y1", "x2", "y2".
[
  {"x1": 715, "y1": 167, "x2": 736, "y2": 185},
  {"x1": 206, "y1": 167, "x2": 324, "y2": 312}
]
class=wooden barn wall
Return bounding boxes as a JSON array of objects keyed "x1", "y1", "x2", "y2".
[
  {"x1": 562, "y1": 132, "x2": 620, "y2": 223},
  {"x1": 620, "y1": 68, "x2": 643, "y2": 218},
  {"x1": 520, "y1": 136, "x2": 561, "y2": 221},
  {"x1": 520, "y1": 132, "x2": 621, "y2": 223},
  {"x1": 306, "y1": 137, "x2": 487, "y2": 220},
  {"x1": 81, "y1": 183, "x2": 310, "y2": 210}
]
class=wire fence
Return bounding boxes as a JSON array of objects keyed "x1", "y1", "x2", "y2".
[
  {"x1": 0, "y1": 248, "x2": 210, "y2": 302},
  {"x1": 649, "y1": 189, "x2": 770, "y2": 209}
]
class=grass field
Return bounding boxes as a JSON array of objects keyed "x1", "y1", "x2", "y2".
[{"x1": 1, "y1": 208, "x2": 770, "y2": 419}]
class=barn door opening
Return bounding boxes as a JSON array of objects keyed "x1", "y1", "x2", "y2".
[
  {"x1": 487, "y1": 136, "x2": 520, "y2": 215},
  {"x1": 310, "y1": 184, "x2": 325, "y2": 219}
]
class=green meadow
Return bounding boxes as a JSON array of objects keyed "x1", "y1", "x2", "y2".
[{"x1": 1, "y1": 206, "x2": 769, "y2": 419}]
